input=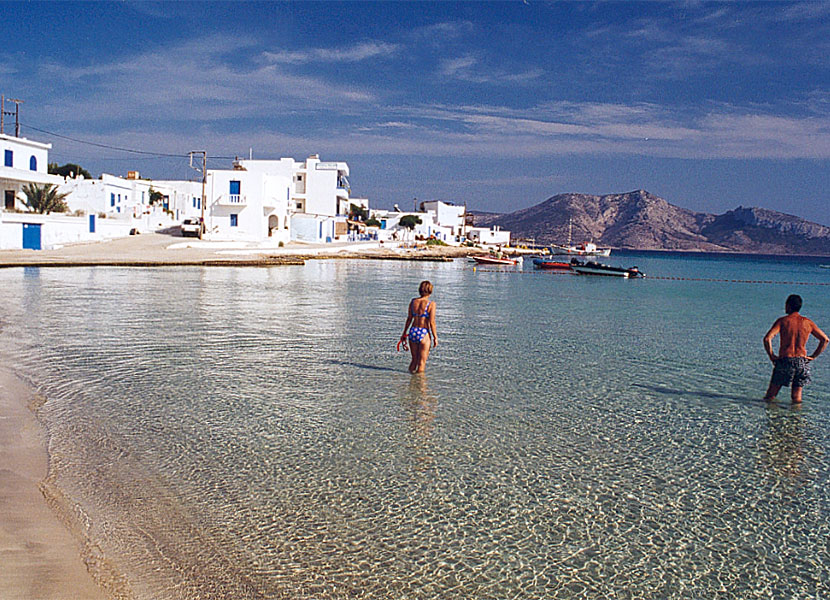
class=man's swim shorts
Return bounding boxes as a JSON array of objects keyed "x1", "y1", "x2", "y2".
[{"x1": 771, "y1": 356, "x2": 812, "y2": 388}]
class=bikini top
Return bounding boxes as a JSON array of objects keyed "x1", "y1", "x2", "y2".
[{"x1": 410, "y1": 300, "x2": 431, "y2": 318}]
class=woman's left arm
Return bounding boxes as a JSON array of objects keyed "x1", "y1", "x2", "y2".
[{"x1": 429, "y1": 303, "x2": 438, "y2": 346}]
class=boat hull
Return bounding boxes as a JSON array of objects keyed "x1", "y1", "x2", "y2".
[
  {"x1": 532, "y1": 258, "x2": 572, "y2": 270},
  {"x1": 549, "y1": 246, "x2": 612, "y2": 257},
  {"x1": 571, "y1": 261, "x2": 644, "y2": 278},
  {"x1": 572, "y1": 266, "x2": 630, "y2": 278},
  {"x1": 473, "y1": 255, "x2": 520, "y2": 266}
]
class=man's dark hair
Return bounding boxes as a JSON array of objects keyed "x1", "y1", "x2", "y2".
[{"x1": 786, "y1": 294, "x2": 803, "y2": 314}]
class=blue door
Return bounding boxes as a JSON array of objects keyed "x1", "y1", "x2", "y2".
[
  {"x1": 22, "y1": 223, "x2": 42, "y2": 250},
  {"x1": 89, "y1": 214, "x2": 96, "y2": 233}
]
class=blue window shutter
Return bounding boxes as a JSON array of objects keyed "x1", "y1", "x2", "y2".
[
  {"x1": 230, "y1": 214, "x2": 238, "y2": 227},
  {"x1": 4, "y1": 150, "x2": 12, "y2": 167},
  {"x1": 29, "y1": 156, "x2": 37, "y2": 171},
  {"x1": 229, "y1": 180, "x2": 241, "y2": 195},
  {"x1": 111, "y1": 193, "x2": 115, "y2": 207}
]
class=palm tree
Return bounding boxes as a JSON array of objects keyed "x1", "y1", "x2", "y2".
[{"x1": 22, "y1": 183, "x2": 69, "y2": 214}]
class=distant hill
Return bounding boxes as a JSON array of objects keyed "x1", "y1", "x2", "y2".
[{"x1": 473, "y1": 190, "x2": 830, "y2": 255}]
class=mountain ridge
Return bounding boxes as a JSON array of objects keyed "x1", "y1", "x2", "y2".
[{"x1": 472, "y1": 190, "x2": 830, "y2": 255}]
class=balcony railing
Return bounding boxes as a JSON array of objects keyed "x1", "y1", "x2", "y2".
[{"x1": 217, "y1": 194, "x2": 246, "y2": 205}]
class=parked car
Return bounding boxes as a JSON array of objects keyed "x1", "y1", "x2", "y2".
[{"x1": 181, "y1": 217, "x2": 204, "y2": 237}]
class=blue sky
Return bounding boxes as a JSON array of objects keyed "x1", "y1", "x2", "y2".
[{"x1": 2, "y1": 1, "x2": 829, "y2": 222}]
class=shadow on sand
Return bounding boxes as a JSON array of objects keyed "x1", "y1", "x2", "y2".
[
  {"x1": 325, "y1": 359, "x2": 400, "y2": 373},
  {"x1": 633, "y1": 383, "x2": 765, "y2": 405}
]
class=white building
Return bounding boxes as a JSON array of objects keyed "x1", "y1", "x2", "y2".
[
  {"x1": 147, "y1": 179, "x2": 204, "y2": 221},
  {"x1": 203, "y1": 155, "x2": 354, "y2": 244},
  {"x1": 467, "y1": 225, "x2": 511, "y2": 246},
  {"x1": 62, "y1": 173, "x2": 155, "y2": 218},
  {"x1": 421, "y1": 200, "x2": 467, "y2": 241},
  {"x1": 0, "y1": 133, "x2": 64, "y2": 211}
]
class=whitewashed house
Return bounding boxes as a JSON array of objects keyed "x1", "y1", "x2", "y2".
[
  {"x1": 421, "y1": 201, "x2": 467, "y2": 241},
  {"x1": 369, "y1": 209, "x2": 446, "y2": 242},
  {"x1": 203, "y1": 155, "x2": 354, "y2": 244},
  {"x1": 147, "y1": 179, "x2": 204, "y2": 220},
  {"x1": 62, "y1": 173, "x2": 154, "y2": 218},
  {"x1": 204, "y1": 163, "x2": 291, "y2": 243},
  {"x1": 467, "y1": 225, "x2": 511, "y2": 246},
  {"x1": 0, "y1": 132, "x2": 64, "y2": 211},
  {"x1": 0, "y1": 132, "x2": 138, "y2": 250}
]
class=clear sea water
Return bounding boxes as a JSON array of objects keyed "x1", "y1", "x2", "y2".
[{"x1": 2, "y1": 251, "x2": 830, "y2": 599}]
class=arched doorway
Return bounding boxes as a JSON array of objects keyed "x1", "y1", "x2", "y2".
[{"x1": 268, "y1": 215, "x2": 279, "y2": 237}]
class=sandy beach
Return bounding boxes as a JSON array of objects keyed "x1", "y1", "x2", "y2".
[{"x1": 0, "y1": 367, "x2": 108, "y2": 600}]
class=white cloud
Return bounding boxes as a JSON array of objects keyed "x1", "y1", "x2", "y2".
[
  {"x1": 779, "y1": 1, "x2": 830, "y2": 22},
  {"x1": 262, "y1": 41, "x2": 399, "y2": 64},
  {"x1": 436, "y1": 54, "x2": 542, "y2": 85},
  {"x1": 28, "y1": 35, "x2": 378, "y2": 127}
]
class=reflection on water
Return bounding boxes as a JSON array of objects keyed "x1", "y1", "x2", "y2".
[
  {"x1": 404, "y1": 374, "x2": 437, "y2": 471},
  {"x1": 0, "y1": 258, "x2": 829, "y2": 599},
  {"x1": 758, "y1": 404, "x2": 814, "y2": 483}
]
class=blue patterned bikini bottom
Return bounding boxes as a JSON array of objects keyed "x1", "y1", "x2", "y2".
[{"x1": 408, "y1": 327, "x2": 429, "y2": 344}]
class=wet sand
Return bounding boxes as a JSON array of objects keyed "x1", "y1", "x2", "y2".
[{"x1": 0, "y1": 367, "x2": 108, "y2": 600}]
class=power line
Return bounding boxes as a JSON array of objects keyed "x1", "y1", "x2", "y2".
[{"x1": 22, "y1": 122, "x2": 237, "y2": 160}]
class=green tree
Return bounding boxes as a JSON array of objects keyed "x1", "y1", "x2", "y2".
[
  {"x1": 349, "y1": 203, "x2": 369, "y2": 221},
  {"x1": 23, "y1": 183, "x2": 69, "y2": 214},
  {"x1": 48, "y1": 162, "x2": 93, "y2": 179},
  {"x1": 365, "y1": 217, "x2": 381, "y2": 227},
  {"x1": 398, "y1": 214, "x2": 422, "y2": 230},
  {"x1": 149, "y1": 187, "x2": 165, "y2": 205}
]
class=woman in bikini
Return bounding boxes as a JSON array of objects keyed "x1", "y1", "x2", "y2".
[{"x1": 400, "y1": 280, "x2": 438, "y2": 373}]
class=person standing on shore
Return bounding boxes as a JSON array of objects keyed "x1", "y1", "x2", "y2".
[
  {"x1": 763, "y1": 294, "x2": 829, "y2": 403},
  {"x1": 400, "y1": 281, "x2": 437, "y2": 373}
]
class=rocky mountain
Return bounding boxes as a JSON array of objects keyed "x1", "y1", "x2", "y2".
[{"x1": 472, "y1": 190, "x2": 830, "y2": 255}]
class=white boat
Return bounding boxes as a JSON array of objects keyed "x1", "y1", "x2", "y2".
[
  {"x1": 472, "y1": 254, "x2": 523, "y2": 266},
  {"x1": 549, "y1": 241, "x2": 612, "y2": 257},
  {"x1": 549, "y1": 219, "x2": 611, "y2": 257}
]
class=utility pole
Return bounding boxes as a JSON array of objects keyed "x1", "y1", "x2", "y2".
[
  {"x1": 1, "y1": 96, "x2": 24, "y2": 137},
  {"x1": 189, "y1": 151, "x2": 207, "y2": 240}
]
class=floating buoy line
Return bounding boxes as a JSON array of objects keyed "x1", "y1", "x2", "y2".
[{"x1": 471, "y1": 268, "x2": 830, "y2": 286}]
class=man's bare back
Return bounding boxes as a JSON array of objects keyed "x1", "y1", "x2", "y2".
[{"x1": 763, "y1": 295, "x2": 829, "y2": 403}]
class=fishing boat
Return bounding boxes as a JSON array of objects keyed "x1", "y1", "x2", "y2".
[
  {"x1": 549, "y1": 219, "x2": 611, "y2": 257},
  {"x1": 472, "y1": 254, "x2": 523, "y2": 266},
  {"x1": 570, "y1": 260, "x2": 644, "y2": 278},
  {"x1": 532, "y1": 257, "x2": 573, "y2": 270}
]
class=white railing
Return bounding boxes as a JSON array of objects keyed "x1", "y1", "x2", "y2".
[{"x1": 223, "y1": 194, "x2": 245, "y2": 204}]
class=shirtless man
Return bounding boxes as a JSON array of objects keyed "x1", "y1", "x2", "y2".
[{"x1": 763, "y1": 294, "x2": 829, "y2": 403}]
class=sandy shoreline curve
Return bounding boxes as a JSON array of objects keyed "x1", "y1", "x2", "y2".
[
  {"x1": 0, "y1": 230, "x2": 481, "y2": 268},
  {"x1": 0, "y1": 366, "x2": 109, "y2": 600}
]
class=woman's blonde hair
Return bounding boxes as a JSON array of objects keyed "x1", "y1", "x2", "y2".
[{"x1": 419, "y1": 280, "x2": 433, "y2": 296}]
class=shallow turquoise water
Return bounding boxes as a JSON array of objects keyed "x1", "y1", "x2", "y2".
[{"x1": 2, "y1": 253, "x2": 829, "y2": 598}]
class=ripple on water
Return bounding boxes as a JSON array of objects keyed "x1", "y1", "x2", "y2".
[{"x1": 1, "y1": 261, "x2": 829, "y2": 599}]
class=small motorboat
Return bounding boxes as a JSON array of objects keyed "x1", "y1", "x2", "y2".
[
  {"x1": 472, "y1": 254, "x2": 522, "y2": 266},
  {"x1": 532, "y1": 257, "x2": 573, "y2": 270},
  {"x1": 570, "y1": 259, "x2": 644, "y2": 278}
]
